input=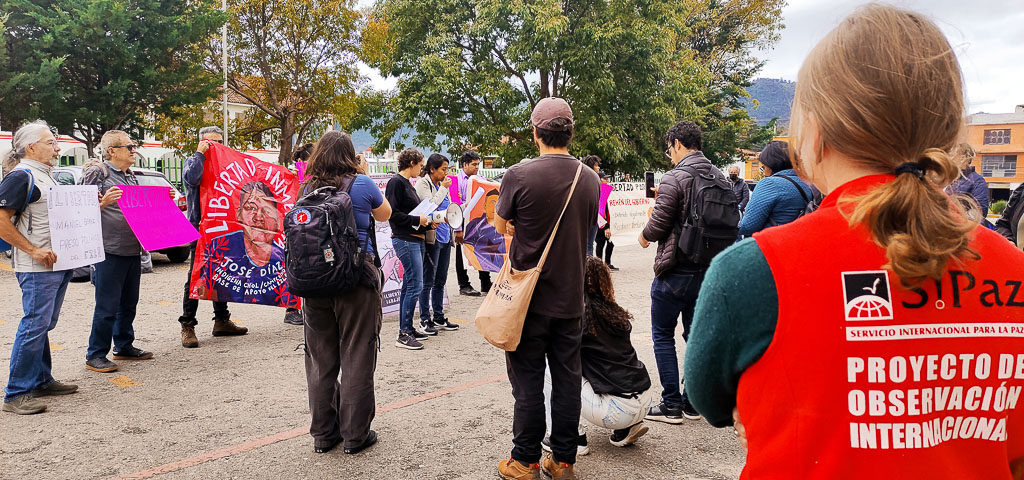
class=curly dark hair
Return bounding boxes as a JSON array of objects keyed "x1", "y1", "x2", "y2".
[
  {"x1": 664, "y1": 121, "x2": 702, "y2": 151},
  {"x1": 397, "y1": 148, "x2": 424, "y2": 171},
  {"x1": 583, "y1": 256, "x2": 633, "y2": 335}
]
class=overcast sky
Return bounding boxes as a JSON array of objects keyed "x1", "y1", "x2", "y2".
[
  {"x1": 757, "y1": 0, "x2": 1024, "y2": 113},
  {"x1": 361, "y1": 0, "x2": 1022, "y2": 114}
]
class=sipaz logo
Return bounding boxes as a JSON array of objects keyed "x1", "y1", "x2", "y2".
[{"x1": 842, "y1": 270, "x2": 894, "y2": 321}]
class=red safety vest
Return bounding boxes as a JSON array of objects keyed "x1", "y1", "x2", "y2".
[{"x1": 744, "y1": 175, "x2": 1024, "y2": 479}]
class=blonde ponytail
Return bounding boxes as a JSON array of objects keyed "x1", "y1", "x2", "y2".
[{"x1": 843, "y1": 148, "x2": 978, "y2": 283}]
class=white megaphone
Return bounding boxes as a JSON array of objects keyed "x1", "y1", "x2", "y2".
[{"x1": 428, "y1": 203, "x2": 464, "y2": 228}]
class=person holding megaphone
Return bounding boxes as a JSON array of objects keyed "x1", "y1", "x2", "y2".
[{"x1": 415, "y1": 154, "x2": 461, "y2": 334}]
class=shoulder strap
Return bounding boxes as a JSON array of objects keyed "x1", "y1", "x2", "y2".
[
  {"x1": 776, "y1": 174, "x2": 810, "y2": 204},
  {"x1": 537, "y1": 163, "x2": 584, "y2": 269}
]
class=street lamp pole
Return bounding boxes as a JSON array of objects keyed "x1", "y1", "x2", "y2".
[{"x1": 222, "y1": 0, "x2": 229, "y2": 145}]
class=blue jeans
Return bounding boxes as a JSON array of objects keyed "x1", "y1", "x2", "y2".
[
  {"x1": 87, "y1": 253, "x2": 141, "y2": 360},
  {"x1": 650, "y1": 268, "x2": 706, "y2": 408},
  {"x1": 586, "y1": 225, "x2": 598, "y2": 256},
  {"x1": 392, "y1": 237, "x2": 424, "y2": 335},
  {"x1": 6, "y1": 270, "x2": 73, "y2": 402},
  {"x1": 420, "y1": 241, "x2": 452, "y2": 325}
]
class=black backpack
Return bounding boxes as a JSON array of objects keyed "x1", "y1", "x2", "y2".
[
  {"x1": 996, "y1": 183, "x2": 1024, "y2": 244},
  {"x1": 284, "y1": 176, "x2": 368, "y2": 297},
  {"x1": 769, "y1": 174, "x2": 822, "y2": 226},
  {"x1": 676, "y1": 164, "x2": 741, "y2": 265}
]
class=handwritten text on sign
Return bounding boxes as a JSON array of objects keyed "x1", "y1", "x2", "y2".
[
  {"x1": 47, "y1": 185, "x2": 104, "y2": 270},
  {"x1": 117, "y1": 185, "x2": 199, "y2": 251}
]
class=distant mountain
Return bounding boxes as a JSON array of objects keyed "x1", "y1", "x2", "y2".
[{"x1": 743, "y1": 78, "x2": 796, "y2": 125}]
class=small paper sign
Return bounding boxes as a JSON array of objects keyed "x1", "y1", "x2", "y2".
[{"x1": 47, "y1": 185, "x2": 104, "y2": 270}]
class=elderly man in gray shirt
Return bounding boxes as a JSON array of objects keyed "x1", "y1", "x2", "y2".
[{"x1": 80, "y1": 130, "x2": 153, "y2": 373}]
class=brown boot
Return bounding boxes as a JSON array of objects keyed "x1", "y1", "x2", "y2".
[
  {"x1": 181, "y1": 324, "x2": 199, "y2": 348},
  {"x1": 212, "y1": 318, "x2": 248, "y2": 336},
  {"x1": 541, "y1": 454, "x2": 576, "y2": 480},
  {"x1": 497, "y1": 458, "x2": 540, "y2": 480}
]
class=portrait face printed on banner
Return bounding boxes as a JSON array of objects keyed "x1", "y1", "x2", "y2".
[
  {"x1": 463, "y1": 178, "x2": 509, "y2": 273},
  {"x1": 484, "y1": 190, "x2": 498, "y2": 224},
  {"x1": 237, "y1": 182, "x2": 281, "y2": 266}
]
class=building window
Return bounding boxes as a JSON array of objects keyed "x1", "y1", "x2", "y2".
[
  {"x1": 981, "y1": 154, "x2": 1017, "y2": 177},
  {"x1": 984, "y1": 129, "x2": 1011, "y2": 145}
]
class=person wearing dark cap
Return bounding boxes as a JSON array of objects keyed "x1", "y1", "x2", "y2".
[
  {"x1": 494, "y1": 97, "x2": 600, "y2": 480},
  {"x1": 738, "y1": 140, "x2": 816, "y2": 236}
]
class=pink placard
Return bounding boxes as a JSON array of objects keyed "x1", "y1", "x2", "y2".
[
  {"x1": 598, "y1": 183, "x2": 614, "y2": 218},
  {"x1": 117, "y1": 185, "x2": 199, "y2": 251},
  {"x1": 296, "y1": 161, "x2": 307, "y2": 182},
  {"x1": 448, "y1": 175, "x2": 461, "y2": 205}
]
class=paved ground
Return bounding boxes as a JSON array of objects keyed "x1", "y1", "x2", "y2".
[{"x1": 0, "y1": 244, "x2": 745, "y2": 479}]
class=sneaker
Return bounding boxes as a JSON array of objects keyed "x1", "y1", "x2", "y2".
[
  {"x1": 395, "y1": 333, "x2": 424, "y2": 350},
  {"x1": 343, "y1": 430, "x2": 378, "y2": 455},
  {"x1": 497, "y1": 458, "x2": 540, "y2": 480},
  {"x1": 541, "y1": 453, "x2": 576, "y2": 480},
  {"x1": 645, "y1": 402, "x2": 684, "y2": 424},
  {"x1": 608, "y1": 264, "x2": 620, "y2": 271},
  {"x1": 459, "y1": 286, "x2": 482, "y2": 297},
  {"x1": 313, "y1": 437, "x2": 342, "y2": 454},
  {"x1": 610, "y1": 422, "x2": 648, "y2": 447},
  {"x1": 410, "y1": 328, "x2": 429, "y2": 340},
  {"x1": 85, "y1": 357, "x2": 119, "y2": 373},
  {"x1": 681, "y1": 396, "x2": 702, "y2": 420},
  {"x1": 113, "y1": 346, "x2": 153, "y2": 360},
  {"x1": 283, "y1": 308, "x2": 303, "y2": 325},
  {"x1": 541, "y1": 434, "x2": 590, "y2": 456},
  {"x1": 33, "y1": 380, "x2": 79, "y2": 397},
  {"x1": 419, "y1": 322, "x2": 439, "y2": 336},
  {"x1": 2, "y1": 395, "x2": 46, "y2": 415},
  {"x1": 435, "y1": 318, "x2": 460, "y2": 331}
]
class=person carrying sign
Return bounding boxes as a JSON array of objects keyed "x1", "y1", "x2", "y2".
[
  {"x1": 0, "y1": 121, "x2": 79, "y2": 415},
  {"x1": 79, "y1": 130, "x2": 154, "y2": 373},
  {"x1": 176, "y1": 126, "x2": 247, "y2": 348},
  {"x1": 686, "y1": 5, "x2": 1024, "y2": 478}
]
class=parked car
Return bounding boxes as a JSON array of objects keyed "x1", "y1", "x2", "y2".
[{"x1": 50, "y1": 164, "x2": 192, "y2": 263}]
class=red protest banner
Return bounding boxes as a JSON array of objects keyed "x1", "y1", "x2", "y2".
[{"x1": 188, "y1": 143, "x2": 301, "y2": 308}]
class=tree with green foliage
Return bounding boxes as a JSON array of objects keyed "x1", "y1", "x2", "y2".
[
  {"x1": 359, "y1": 0, "x2": 783, "y2": 172},
  {"x1": 224, "y1": 0, "x2": 363, "y2": 164},
  {"x1": 0, "y1": 0, "x2": 226, "y2": 154}
]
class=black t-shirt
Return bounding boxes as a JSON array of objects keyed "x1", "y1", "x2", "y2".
[
  {"x1": 0, "y1": 170, "x2": 41, "y2": 212},
  {"x1": 496, "y1": 154, "x2": 601, "y2": 318}
]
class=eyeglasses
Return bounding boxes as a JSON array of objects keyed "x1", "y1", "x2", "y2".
[
  {"x1": 664, "y1": 149, "x2": 672, "y2": 160},
  {"x1": 111, "y1": 144, "x2": 139, "y2": 152}
]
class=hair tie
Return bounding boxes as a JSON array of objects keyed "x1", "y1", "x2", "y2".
[{"x1": 894, "y1": 162, "x2": 925, "y2": 179}]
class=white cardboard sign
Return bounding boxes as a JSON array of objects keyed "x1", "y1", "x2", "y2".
[{"x1": 47, "y1": 185, "x2": 105, "y2": 271}]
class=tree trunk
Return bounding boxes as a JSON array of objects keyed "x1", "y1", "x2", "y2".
[
  {"x1": 540, "y1": 69, "x2": 550, "y2": 99},
  {"x1": 278, "y1": 113, "x2": 295, "y2": 165}
]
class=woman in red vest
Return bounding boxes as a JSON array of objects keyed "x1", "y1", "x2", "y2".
[{"x1": 685, "y1": 5, "x2": 1024, "y2": 479}]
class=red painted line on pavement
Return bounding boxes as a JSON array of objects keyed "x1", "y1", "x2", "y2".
[{"x1": 110, "y1": 374, "x2": 505, "y2": 480}]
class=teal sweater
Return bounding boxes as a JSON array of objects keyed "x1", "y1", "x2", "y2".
[{"x1": 684, "y1": 238, "x2": 778, "y2": 428}]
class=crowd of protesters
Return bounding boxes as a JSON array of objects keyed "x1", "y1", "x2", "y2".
[{"x1": 1, "y1": 4, "x2": 1022, "y2": 479}]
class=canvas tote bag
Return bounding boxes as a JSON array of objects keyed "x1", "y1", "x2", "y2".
[{"x1": 475, "y1": 163, "x2": 584, "y2": 351}]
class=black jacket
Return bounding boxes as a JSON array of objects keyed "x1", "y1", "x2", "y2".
[
  {"x1": 581, "y1": 298, "x2": 651, "y2": 395},
  {"x1": 641, "y1": 151, "x2": 712, "y2": 277},
  {"x1": 385, "y1": 175, "x2": 425, "y2": 242}
]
